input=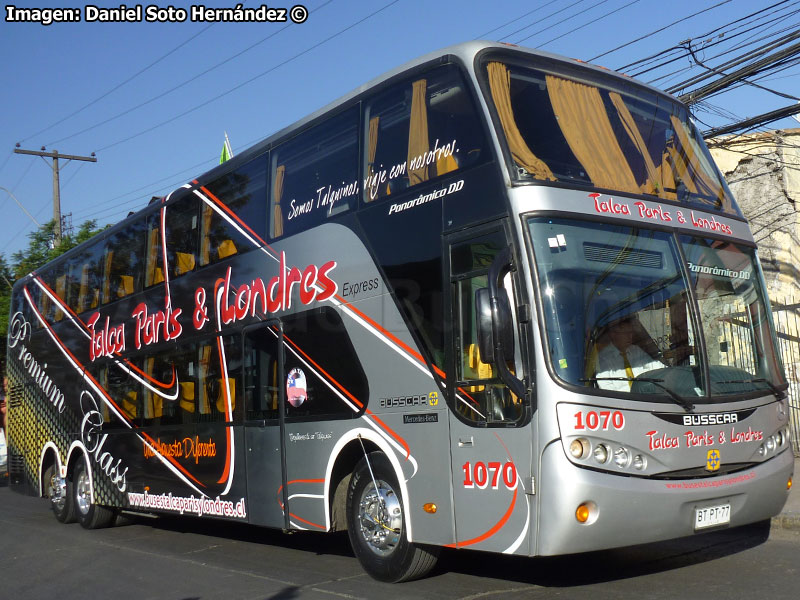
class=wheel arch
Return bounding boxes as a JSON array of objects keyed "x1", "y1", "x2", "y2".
[
  {"x1": 38, "y1": 442, "x2": 62, "y2": 498},
  {"x1": 324, "y1": 428, "x2": 412, "y2": 538}
]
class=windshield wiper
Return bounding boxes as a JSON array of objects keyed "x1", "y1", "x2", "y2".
[
  {"x1": 715, "y1": 377, "x2": 787, "y2": 401},
  {"x1": 582, "y1": 377, "x2": 695, "y2": 413}
]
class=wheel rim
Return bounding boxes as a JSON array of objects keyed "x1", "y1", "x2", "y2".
[
  {"x1": 48, "y1": 471, "x2": 66, "y2": 512},
  {"x1": 356, "y1": 478, "x2": 403, "y2": 557},
  {"x1": 75, "y1": 469, "x2": 91, "y2": 516}
]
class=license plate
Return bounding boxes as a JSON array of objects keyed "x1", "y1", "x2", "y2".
[{"x1": 695, "y1": 504, "x2": 731, "y2": 530}]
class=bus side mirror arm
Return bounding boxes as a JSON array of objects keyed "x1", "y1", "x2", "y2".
[{"x1": 475, "y1": 247, "x2": 528, "y2": 402}]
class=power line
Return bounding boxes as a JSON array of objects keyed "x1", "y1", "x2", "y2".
[
  {"x1": 21, "y1": 22, "x2": 216, "y2": 145},
  {"x1": 46, "y1": 0, "x2": 335, "y2": 148},
  {"x1": 512, "y1": 0, "x2": 610, "y2": 45},
  {"x1": 533, "y1": 0, "x2": 643, "y2": 48},
  {"x1": 588, "y1": 0, "x2": 732, "y2": 62},
  {"x1": 95, "y1": 0, "x2": 402, "y2": 153}
]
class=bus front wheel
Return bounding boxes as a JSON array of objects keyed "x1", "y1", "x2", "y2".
[
  {"x1": 346, "y1": 452, "x2": 439, "y2": 582},
  {"x1": 73, "y1": 460, "x2": 115, "y2": 530}
]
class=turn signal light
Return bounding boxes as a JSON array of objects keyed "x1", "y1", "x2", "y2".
[
  {"x1": 423, "y1": 503, "x2": 438, "y2": 514},
  {"x1": 576, "y1": 504, "x2": 590, "y2": 523},
  {"x1": 788, "y1": 477, "x2": 793, "y2": 492}
]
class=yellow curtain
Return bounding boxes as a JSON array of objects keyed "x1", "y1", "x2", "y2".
[
  {"x1": 102, "y1": 251, "x2": 113, "y2": 304},
  {"x1": 143, "y1": 358, "x2": 162, "y2": 419},
  {"x1": 668, "y1": 115, "x2": 728, "y2": 210},
  {"x1": 608, "y1": 92, "x2": 660, "y2": 195},
  {"x1": 200, "y1": 203, "x2": 213, "y2": 265},
  {"x1": 407, "y1": 79, "x2": 429, "y2": 186},
  {"x1": 145, "y1": 227, "x2": 163, "y2": 287},
  {"x1": 55, "y1": 275, "x2": 66, "y2": 321},
  {"x1": 365, "y1": 116, "x2": 380, "y2": 201},
  {"x1": 546, "y1": 75, "x2": 639, "y2": 192},
  {"x1": 272, "y1": 164, "x2": 285, "y2": 238},
  {"x1": 487, "y1": 62, "x2": 555, "y2": 181}
]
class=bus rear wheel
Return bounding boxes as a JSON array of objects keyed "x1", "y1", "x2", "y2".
[
  {"x1": 346, "y1": 452, "x2": 439, "y2": 582},
  {"x1": 73, "y1": 460, "x2": 114, "y2": 530},
  {"x1": 44, "y1": 463, "x2": 75, "y2": 524}
]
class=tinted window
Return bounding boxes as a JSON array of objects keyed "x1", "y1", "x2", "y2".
[
  {"x1": 102, "y1": 220, "x2": 147, "y2": 304},
  {"x1": 364, "y1": 64, "x2": 486, "y2": 201},
  {"x1": 283, "y1": 307, "x2": 367, "y2": 420},
  {"x1": 164, "y1": 194, "x2": 199, "y2": 279},
  {"x1": 270, "y1": 107, "x2": 359, "y2": 239},
  {"x1": 201, "y1": 155, "x2": 268, "y2": 263}
]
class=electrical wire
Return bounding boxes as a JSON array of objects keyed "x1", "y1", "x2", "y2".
[
  {"x1": 532, "y1": 0, "x2": 642, "y2": 49},
  {"x1": 95, "y1": 0, "x2": 402, "y2": 153}
]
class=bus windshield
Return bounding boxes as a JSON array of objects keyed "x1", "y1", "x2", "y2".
[
  {"x1": 529, "y1": 218, "x2": 785, "y2": 403},
  {"x1": 482, "y1": 58, "x2": 740, "y2": 216}
]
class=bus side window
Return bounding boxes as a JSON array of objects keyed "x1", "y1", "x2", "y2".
[
  {"x1": 197, "y1": 336, "x2": 240, "y2": 423},
  {"x1": 269, "y1": 106, "x2": 358, "y2": 239},
  {"x1": 107, "y1": 360, "x2": 142, "y2": 425},
  {"x1": 244, "y1": 325, "x2": 281, "y2": 421},
  {"x1": 200, "y1": 154, "x2": 268, "y2": 264},
  {"x1": 164, "y1": 194, "x2": 199, "y2": 279},
  {"x1": 102, "y1": 220, "x2": 146, "y2": 304},
  {"x1": 67, "y1": 242, "x2": 104, "y2": 314},
  {"x1": 144, "y1": 209, "x2": 165, "y2": 288},
  {"x1": 363, "y1": 64, "x2": 486, "y2": 202},
  {"x1": 281, "y1": 307, "x2": 368, "y2": 420}
]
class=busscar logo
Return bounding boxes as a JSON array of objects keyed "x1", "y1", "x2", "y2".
[{"x1": 706, "y1": 449, "x2": 721, "y2": 472}]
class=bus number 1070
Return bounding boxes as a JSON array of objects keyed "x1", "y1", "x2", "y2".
[
  {"x1": 574, "y1": 410, "x2": 625, "y2": 431},
  {"x1": 462, "y1": 461, "x2": 517, "y2": 490}
]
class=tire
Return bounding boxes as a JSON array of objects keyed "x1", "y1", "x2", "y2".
[
  {"x1": 44, "y1": 463, "x2": 75, "y2": 524},
  {"x1": 73, "y1": 460, "x2": 114, "y2": 530},
  {"x1": 346, "y1": 452, "x2": 439, "y2": 582}
]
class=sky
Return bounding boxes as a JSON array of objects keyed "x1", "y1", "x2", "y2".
[{"x1": 1, "y1": 0, "x2": 798, "y2": 263}]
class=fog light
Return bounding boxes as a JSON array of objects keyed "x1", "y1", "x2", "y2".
[
  {"x1": 757, "y1": 444, "x2": 766, "y2": 457},
  {"x1": 633, "y1": 455, "x2": 647, "y2": 471},
  {"x1": 576, "y1": 504, "x2": 590, "y2": 523},
  {"x1": 570, "y1": 438, "x2": 590, "y2": 460},
  {"x1": 593, "y1": 443, "x2": 610, "y2": 464},
  {"x1": 613, "y1": 446, "x2": 630, "y2": 469},
  {"x1": 766, "y1": 436, "x2": 776, "y2": 453}
]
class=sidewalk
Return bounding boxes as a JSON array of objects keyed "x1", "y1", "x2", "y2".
[{"x1": 771, "y1": 456, "x2": 800, "y2": 530}]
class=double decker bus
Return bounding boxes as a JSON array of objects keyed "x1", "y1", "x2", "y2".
[{"x1": 5, "y1": 41, "x2": 794, "y2": 583}]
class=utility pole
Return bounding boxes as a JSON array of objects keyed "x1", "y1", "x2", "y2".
[{"x1": 13, "y1": 146, "x2": 97, "y2": 245}]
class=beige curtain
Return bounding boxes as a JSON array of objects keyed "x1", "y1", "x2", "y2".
[
  {"x1": 547, "y1": 75, "x2": 639, "y2": 192},
  {"x1": 200, "y1": 204, "x2": 213, "y2": 264},
  {"x1": 272, "y1": 164, "x2": 285, "y2": 238},
  {"x1": 407, "y1": 79, "x2": 429, "y2": 186},
  {"x1": 487, "y1": 62, "x2": 555, "y2": 181},
  {"x1": 608, "y1": 92, "x2": 660, "y2": 195},
  {"x1": 366, "y1": 116, "x2": 380, "y2": 200}
]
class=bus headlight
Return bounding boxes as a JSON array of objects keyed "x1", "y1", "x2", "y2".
[
  {"x1": 766, "y1": 436, "x2": 776, "y2": 453},
  {"x1": 569, "y1": 438, "x2": 590, "y2": 460},
  {"x1": 632, "y1": 454, "x2": 647, "y2": 471},
  {"x1": 593, "y1": 443, "x2": 610, "y2": 464},
  {"x1": 613, "y1": 446, "x2": 630, "y2": 469}
]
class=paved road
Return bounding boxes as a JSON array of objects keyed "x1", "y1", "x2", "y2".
[{"x1": 1, "y1": 485, "x2": 799, "y2": 600}]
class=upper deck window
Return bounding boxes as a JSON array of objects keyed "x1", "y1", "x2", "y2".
[
  {"x1": 200, "y1": 155, "x2": 268, "y2": 263},
  {"x1": 270, "y1": 107, "x2": 359, "y2": 239},
  {"x1": 363, "y1": 64, "x2": 487, "y2": 202},
  {"x1": 482, "y1": 58, "x2": 740, "y2": 217}
]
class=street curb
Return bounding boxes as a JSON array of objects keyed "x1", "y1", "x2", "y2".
[{"x1": 771, "y1": 512, "x2": 800, "y2": 530}]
